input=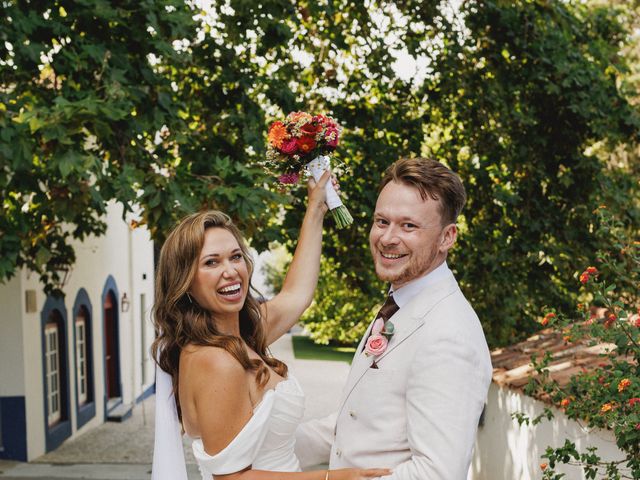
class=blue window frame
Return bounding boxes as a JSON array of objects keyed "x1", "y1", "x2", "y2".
[
  {"x1": 41, "y1": 296, "x2": 71, "y2": 452},
  {"x1": 72, "y1": 289, "x2": 95, "y2": 429}
]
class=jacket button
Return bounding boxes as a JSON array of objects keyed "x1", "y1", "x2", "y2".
[
  {"x1": 349, "y1": 410, "x2": 357, "y2": 419},
  {"x1": 336, "y1": 448, "x2": 342, "y2": 457}
]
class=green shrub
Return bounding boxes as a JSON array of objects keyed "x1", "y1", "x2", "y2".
[
  {"x1": 516, "y1": 207, "x2": 640, "y2": 479},
  {"x1": 262, "y1": 250, "x2": 384, "y2": 346}
]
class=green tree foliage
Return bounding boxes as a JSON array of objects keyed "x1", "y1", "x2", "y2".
[
  {"x1": 429, "y1": 1, "x2": 640, "y2": 345},
  {"x1": 0, "y1": 0, "x2": 288, "y2": 294},
  {"x1": 1, "y1": 0, "x2": 638, "y2": 350},
  {"x1": 515, "y1": 207, "x2": 640, "y2": 479},
  {"x1": 274, "y1": 0, "x2": 640, "y2": 346}
]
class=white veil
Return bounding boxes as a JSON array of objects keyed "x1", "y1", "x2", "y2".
[{"x1": 152, "y1": 365, "x2": 189, "y2": 480}]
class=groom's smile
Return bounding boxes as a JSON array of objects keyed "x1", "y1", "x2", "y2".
[{"x1": 380, "y1": 252, "x2": 407, "y2": 260}]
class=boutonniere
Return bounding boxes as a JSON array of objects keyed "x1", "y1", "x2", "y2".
[{"x1": 364, "y1": 318, "x2": 395, "y2": 357}]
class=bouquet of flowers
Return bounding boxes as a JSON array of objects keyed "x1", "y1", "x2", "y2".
[{"x1": 265, "y1": 111, "x2": 353, "y2": 228}]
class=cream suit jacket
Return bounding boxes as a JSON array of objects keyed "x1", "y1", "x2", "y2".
[{"x1": 295, "y1": 269, "x2": 492, "y2": 480}]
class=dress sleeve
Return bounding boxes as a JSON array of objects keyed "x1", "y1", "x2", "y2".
[{"x1": 192, "y1": 390, "x2": 275, "y2": 476}]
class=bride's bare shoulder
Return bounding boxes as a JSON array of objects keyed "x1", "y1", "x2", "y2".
[{"x1": 181, "y1": 344, "x2": 245, "y2": 380}]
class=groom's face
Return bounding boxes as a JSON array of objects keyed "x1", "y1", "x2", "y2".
[{"x1": 369, "y1": 181, "x2": 450, "y2": 289}]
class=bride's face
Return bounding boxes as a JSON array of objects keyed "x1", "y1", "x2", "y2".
[{"x1": 189, "y1": 227, "x2": 249, "y2": 322}]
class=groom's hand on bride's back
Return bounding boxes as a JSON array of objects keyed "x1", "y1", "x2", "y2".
[{"x1": 332, "y1": 468, "x2": 392, "y2": 479}]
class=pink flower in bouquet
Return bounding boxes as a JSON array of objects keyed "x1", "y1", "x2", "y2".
[
  {"x1": 325, "y1": 127, "x2": 339, "y2": 148},
  {"x1": 278, "y1": 172, "x2": 300, "y2": 185},
  {"x1": 280, "y1": 138, "x2": 298, "y2": 155},
  {"x1": 365, "y1": 334, "x2": 388, "y2": 356},
  {"x1": 296, "y1": 136, "x2": 317, "y2": 154}
]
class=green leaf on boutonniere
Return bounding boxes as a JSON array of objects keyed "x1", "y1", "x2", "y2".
[{"x1": 382, "y1": 321, "x2": 395, "y2": 339}]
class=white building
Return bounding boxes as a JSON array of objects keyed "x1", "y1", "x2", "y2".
[{"x1": 0, "y1": 202, "x2": 156, "y2": 461}]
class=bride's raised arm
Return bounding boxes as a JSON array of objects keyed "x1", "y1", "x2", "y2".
[{"x1": 261, "y1": 170, "x2": 330, "y2": 345}]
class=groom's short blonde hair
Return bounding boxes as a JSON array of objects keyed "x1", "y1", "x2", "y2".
[{"x1": 380, "y1": 157, "x2": 467, "y2": 225}]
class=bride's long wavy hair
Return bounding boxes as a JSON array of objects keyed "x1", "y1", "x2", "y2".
[{"x1": 151, "y1": 210, "x2": 287, "y2": 421}]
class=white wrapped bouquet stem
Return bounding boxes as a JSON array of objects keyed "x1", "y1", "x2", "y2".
[{"x1": 306, "y1": 155, "x2": 353, "y2": 229}]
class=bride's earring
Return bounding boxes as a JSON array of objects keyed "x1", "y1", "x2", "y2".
[{"x1": 186, "y1": 292, "x2": 193, "y2": 304}]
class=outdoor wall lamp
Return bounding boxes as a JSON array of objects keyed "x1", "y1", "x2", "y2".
[{"x1": 121, "y1": 293, "x2": 130, "y2": 313}]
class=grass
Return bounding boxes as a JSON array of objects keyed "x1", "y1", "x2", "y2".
[{"x1": 291, "y1": 335, "x2": 356, "y2": 363}]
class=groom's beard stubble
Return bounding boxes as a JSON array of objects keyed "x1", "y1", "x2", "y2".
[{"x1": 374, "y1": 243, "x2": 439, "y2": 288}]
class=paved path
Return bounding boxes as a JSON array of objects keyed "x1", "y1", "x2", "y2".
[{"x1": 0, "y1": 334, "x2": 350, "y2": 479}]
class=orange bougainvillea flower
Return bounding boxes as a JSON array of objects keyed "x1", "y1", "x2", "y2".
[
  {"x1": 540, "y1": 312, "x2": 556, "y2": 326},
  {"x1": 579, "y1": 272, "x2": 590, "y2": 284},
  {"x1": 560, "y1": 398, "x2": 571, "y2": 408},
  {"x1": 601, "y1": 402, "x2": 614, "y2": 413},
  {"x1": 268, "y1": 121, "x2": 288, "y2": 148},
  {"x1": 586, "y1": 266, "x2": 598, "y2": 275},
  {"x1": 605, "y1": 313, "x2": 617, "y2": 328},
  {"x1": 618, "y1": 378, "x2": 631, "y2": 393},
  {"x1": 628, "y1": 398, "x2": 640, "y2": 407},
  {"x1": 540, "y1": 463, "x2": 548, "y2": 471}
]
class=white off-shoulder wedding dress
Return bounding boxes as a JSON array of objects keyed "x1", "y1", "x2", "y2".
[
  {"x1": 152, "y1": 368, "x2": 305, "y2": 480},
  {"x1": 192, "y1": 376, "x2": 305, "y2": 477}
]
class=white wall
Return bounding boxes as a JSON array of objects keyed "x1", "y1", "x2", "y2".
[
  {"x1": 125, "y1": 209, "x2": 155, "y2": 399},
  {"x1": 470, "y1": 383, "x2": 628, "y2": 480},
  {"x1": 0, "y1": 275, "x2": 24, "y2": 396},
  {"x1": 19, "y1": 269, "x2": 46, "y2": 459}
]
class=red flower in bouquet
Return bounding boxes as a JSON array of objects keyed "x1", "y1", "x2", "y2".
[
  {"x1": 325, "y1": 127, "x2": 339, "y2": 148},
  {"x1": 300, "y1": 121, "x2": 322, "y2": 137},
  {"x1": 296, "y1": 136, "x2": 317, "y2": 154}
]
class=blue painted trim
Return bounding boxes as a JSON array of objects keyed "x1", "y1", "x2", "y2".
[
  {"x1": 41, "y1": 296, "x2": 72, "y2": 452},
  {"x1": 71, "y1": 288, "x2": 96, "y2": 430},
  {"x1": 77, "y1": 402, "x2": 96, "y2": 429},
  {"x1": 0, "y1": 396, "x2": 27, "y2": 461},
  {"x1": 136, "y1": 383, "x2": 155, "y2": 404},
  {"x1": 101, "y1": 276, "x2": 122, "y2": 420}
]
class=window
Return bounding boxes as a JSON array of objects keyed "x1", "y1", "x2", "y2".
[
  {"x1": 41, "y1": 299, "x2": 71, "y2": 451},
  {"x1": 44, "y1": 322, "x2": 61, "y2": 426},
  {"x1": 72, "y1": 289, "x2": 95, "y2": 429},
  {"x1": 75, "y1": 310, "x2": 88, "y2": 405}
]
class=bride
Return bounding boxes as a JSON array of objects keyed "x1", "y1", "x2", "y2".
[{"x1": 151, "y1": 171, "x2": 390, "y2": 480}]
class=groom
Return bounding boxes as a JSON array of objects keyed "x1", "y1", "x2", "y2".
[{"x1": 295, "y1": 157, "x2": 492, "y2": 479}]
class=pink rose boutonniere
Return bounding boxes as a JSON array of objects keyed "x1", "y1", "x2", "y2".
[{"x1": 364, "y1": 318, "x2": 395, "y2": 356}]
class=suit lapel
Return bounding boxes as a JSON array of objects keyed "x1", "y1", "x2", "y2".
[{"x1": 337, "y1": 271, "x2": 460, "y2": 416}]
